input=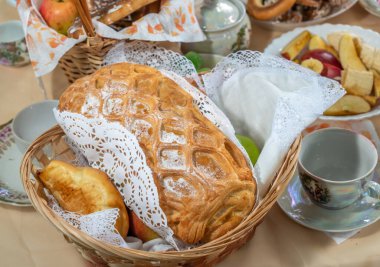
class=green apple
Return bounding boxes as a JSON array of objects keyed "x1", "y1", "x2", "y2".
[
  {"x1": 185, "y1": 51, "x2": 203, "y2": 71},
  {"x1": 236, "y1": 134, "x2": 260, "y2": 164}
]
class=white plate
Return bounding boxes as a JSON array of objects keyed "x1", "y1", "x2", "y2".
[
  {"x1": 251, "y1": 0, "x2": 357, "y2": 32},
  {"x1": 264, "y1": 23, "x2": 380, "y2": 121},
  {"x1": 0, "y1": 121, "x2": 31, "y2": 207}
]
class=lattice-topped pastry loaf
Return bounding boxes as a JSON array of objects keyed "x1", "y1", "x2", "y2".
[{"x1": 58, "y1": 63, "x2": 257, "y2": 244}]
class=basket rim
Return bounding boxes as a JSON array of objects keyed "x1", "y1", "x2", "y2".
[{"x1": 21, "y1": 124, "x2": 301, "y2": 260}]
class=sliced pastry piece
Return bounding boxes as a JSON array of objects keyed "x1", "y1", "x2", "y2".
[
  {"x1": 99, "y1": 0, "x2": 158, "y2": 25},
  {"x1": 38, "y1": 160, "x2": 129, "y2": 237}
]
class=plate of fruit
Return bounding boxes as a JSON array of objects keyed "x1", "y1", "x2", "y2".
[{"x1": 265, "y1": 24, "x2": 380, "y2": 120}]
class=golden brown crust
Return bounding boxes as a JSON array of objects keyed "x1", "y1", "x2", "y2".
[
  {"x1": 38, "y1": 160, "x2": 129, "y2": 237},
  {"x1": 98, "y1": 0, "x2": 158, "y2": 25},
  {"x1": 145, "y1": 1, "x2": 161, "y2": 14},
  {"x1": 58, "y1": 63, "x2": 256, "y2": 244},
  {"x1": 247, "y1": 0, "x2": 297, "y2": 20}
]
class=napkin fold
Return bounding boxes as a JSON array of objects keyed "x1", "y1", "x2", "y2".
[{"x1": 325, "y1": 230, "x2": 360, "y2": 244}]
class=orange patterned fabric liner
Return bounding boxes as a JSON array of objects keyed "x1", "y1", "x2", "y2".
[{"x1": 16, "y1": 0, "x2": 205, "y2": 77}]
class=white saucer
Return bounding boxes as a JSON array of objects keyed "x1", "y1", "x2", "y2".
[
  {"x1": 0, "y1": 121, "x2": 31, "y2": 207},
  {"x1": 278, "y1": 173, "x2": 380, "y2": 232}
]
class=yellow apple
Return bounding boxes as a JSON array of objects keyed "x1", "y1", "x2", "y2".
[{"x1": 39, "y1": 0, "x2": 78, "y2": 35}]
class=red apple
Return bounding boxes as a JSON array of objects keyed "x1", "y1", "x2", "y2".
[
  {"x1": 321, "y1": 63, "x2": 342, "y2": 81},
  {"x1": 39, "y1": 0, "x2": 78, "y2": 35},
  {"x1": 129, "y1": 211, "x2": 159, "y2": 242},
  {"x1": 301, "y1": 49, "x2": 342, "y2": 69}
]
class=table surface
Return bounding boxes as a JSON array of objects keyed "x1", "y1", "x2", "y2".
[{"x1": 1, "y1": 2, "x2": 380, "y2": 267}]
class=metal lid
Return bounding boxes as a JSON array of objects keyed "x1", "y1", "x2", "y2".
[{"x1": 199, "y1": 0, "x2": 244, "y2": 32}]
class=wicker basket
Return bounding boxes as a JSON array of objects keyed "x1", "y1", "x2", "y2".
[
  {"x1": 56, "y1": 0, "x2": 112, "y2": 83},
  {"x1": 21, "y1": 125, "x2": 301, "y2": 266},
  {"x1": 58, "y1": 37, "x2": 117, "y2": 84},
  {"x1": 58, "y1": 0, "x2": 162, "y2": 83}
]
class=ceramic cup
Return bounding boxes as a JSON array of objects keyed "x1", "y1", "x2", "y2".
[
  {"x1": 0, "y1": 20, "x2": 30, "y2": 67},
  {"x1": 298, "y1": 128, "x2": 379, "y2": 210},
  {"x1": 11, "y1": 100, "x2": 58, "y2": 153}
]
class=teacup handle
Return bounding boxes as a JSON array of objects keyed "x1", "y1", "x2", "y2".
[
  {"x1": 357, "y1": 181, "x2": 380, "y2": 210},
  {"x1": 363, "y1": 181, "x2": 380, "y2": 200}
]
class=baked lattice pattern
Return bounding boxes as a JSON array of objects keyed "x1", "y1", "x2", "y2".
[{"x1": 59, "y1": 63, "x2": 256, "y2": 244}]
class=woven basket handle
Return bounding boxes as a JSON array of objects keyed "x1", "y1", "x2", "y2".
[{"x1": 73, "y1": 0, "x2": 96, "y2": 37}]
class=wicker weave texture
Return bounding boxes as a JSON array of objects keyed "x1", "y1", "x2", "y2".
[
  {"x1": 21, "y1": 125, "x2": 301, "y2": 266},
  {"x1": 58, "y1": 37, "x2": 117, "y2": 83}
]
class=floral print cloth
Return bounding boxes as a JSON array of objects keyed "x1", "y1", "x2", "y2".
[{"x1": 17, "y1": 0, "x2": 205, "y2": 77}]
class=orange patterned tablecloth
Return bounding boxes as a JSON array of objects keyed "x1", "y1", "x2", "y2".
[{"x1": 1, "y1": 2, "x2": 380, "y2": 266}]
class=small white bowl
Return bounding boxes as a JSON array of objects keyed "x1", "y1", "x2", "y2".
[{"x1": 11, "y1": 100, "x2": 58, "y2": 153}]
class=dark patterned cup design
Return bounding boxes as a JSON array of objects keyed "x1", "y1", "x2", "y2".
[
  {"x1": 0, "y1": 20, "x2": 30, "y2": 67},
  {"x1": 299, "y1": 128, "x2": 379, "y2": 210}
]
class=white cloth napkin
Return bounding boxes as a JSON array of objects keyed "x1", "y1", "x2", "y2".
[
  {"x1": 325, "y1": 231, "x2": 360, "y2": 244},
  {"x1": 218, "y1": 70, "x2": 322, "y2": 195},
  {"x1": 204, "y1": 55, "x2": 345, "y2": 196}
]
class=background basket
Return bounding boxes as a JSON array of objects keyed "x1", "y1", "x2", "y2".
[
  {"x1": 59, "y1": 37, "x2": 117, "y2": 84},
  {"x1": 21, "y1": 125, "x2": 301, "y2": 266},
  {"x1": 58, "y1": 0, "x2": 162, "y2": 83},
  {"x1": 57, "y1": 0, "x2": 112, "y2": 83}
]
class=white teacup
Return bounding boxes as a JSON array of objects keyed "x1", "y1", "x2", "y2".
[
  {"x1": 299, "y1": 128, "x2": 379, "y2": 209},
  {"x1": 11, "y1": 100, "x2": 58, "y2": 153},
  {"x1": 0, "y1": 20, "x2": 30, "y2": 67}
]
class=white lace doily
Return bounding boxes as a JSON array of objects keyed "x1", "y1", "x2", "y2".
[
  {"x1": 202, "y1": 51, "x2": 344, "y2": 112},
  {"x1": 46, "y1": 191, "x2": 172, "y2": 251},
  {"x1": 202, "y1": 51, "x2": 345, "y2": 194},
  {"x1": 104, "y1": 41, "x2": 204, "y2": 91},
  {"x1": 54, "y1": 110, "x2": 180, "y2": 249},
  {"x1": 202, "y1": 51, "x2": 345, "y2": 152}
]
